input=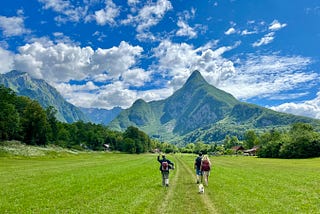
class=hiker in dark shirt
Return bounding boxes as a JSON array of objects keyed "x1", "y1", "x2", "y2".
[
  {"x1": 157, "y1": 154, "x2": 174, "y2": 187},
  {"x1": 194, "y1": 153, "x2": 203, "y2": 184}
]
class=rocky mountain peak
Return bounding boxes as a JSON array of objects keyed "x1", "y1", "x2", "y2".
[
  {"x1": 4, "y1": 70, "x2": 27, "y2": 78},
  {"x1": 183, "y1": 70, "x2": 208, "y2": 89}
]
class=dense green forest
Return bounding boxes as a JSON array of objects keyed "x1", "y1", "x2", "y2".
[
  {"x1": 1, "y1": 85, "x2": 320, "y2": 158},
  {"x1": 257, "y1": 123, "x2": 320, "y2": 158},
  {"x1": 0, "y1": 85, "x2": 170, "y2": 153}
]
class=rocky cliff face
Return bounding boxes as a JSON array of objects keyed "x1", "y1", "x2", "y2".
[{"x1": 0, "y1": 70, "x2": 88, "y2": 123}]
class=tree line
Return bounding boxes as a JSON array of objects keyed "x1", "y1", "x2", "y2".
[
  {"x1": 180, "y1": 123, "x2": 320, "y2": 159},
  {"x1": 217, "y1": 123, "x2": 320, "y2": 158},
  {"x1": 257, "y1": 123, "x2": 320, "y2": 158},
  {"x1": 0, "y1": 85, "x2": 161, "y2": 153}
]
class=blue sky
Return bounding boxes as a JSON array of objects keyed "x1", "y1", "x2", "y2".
[{"x1": 0, "y1": 0, "x2": 319, "y2": 119}]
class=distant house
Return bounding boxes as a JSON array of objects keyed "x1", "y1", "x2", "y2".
[
  {"x1": 231, "y1": 145, "x2": 245, "y2": 152},
  {"x1": 154, "y1": 148, "x2": 160, "y2": 153},
  {"x1": 231, "y1": 145, "x2": 245, "y2": 154},
  {"x1": 243, "y1": 146, "x2": 260, "y2": 156},
  {"x1": 103, "y1": 144, "x2": 110, "y2": 151}
]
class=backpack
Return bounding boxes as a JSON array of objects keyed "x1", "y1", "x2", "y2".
[
  {"x1": 201, "y1": 160, "x2": 210, "y2": 171},
  {"x1": 161, "y1": 161, "x2": 169, "y2": 171}
]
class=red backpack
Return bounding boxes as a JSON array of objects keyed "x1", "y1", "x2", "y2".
[
  {"x1": 161, "y1": 161, "x2": 169, "y2": 171},
  {"x1": 201, "y1": 160, "x2": 210, "y2": 171}
]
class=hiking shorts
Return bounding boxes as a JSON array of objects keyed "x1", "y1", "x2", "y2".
[
  {"x1": 162, "y1": 171, "x2": 169, "y2": 179},
  {"x1": 196, "y1": 169, "x2": 202, "y2": 176},
  {"x1": 202, "y1": 171, "x2": 210, "y2": 176}
]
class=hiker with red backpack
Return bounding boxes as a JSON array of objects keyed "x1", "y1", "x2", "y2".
[
  {"x1": 157, "y1": 154, "x2": 174, "y2": 187},
  {"x1": 200, "y1": 155, "x2": 211, "y2": 186}
]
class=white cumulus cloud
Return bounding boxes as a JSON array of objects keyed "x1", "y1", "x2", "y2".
[
  {"x1": 13, "y1": 41, "x2": 144, "y2": 83},
  {"x1": 90, "y1": 0, "x2": 120, "y2": 25},
  {"x1": 269, "y1": 20, "x2": 287, "y2": 31},
  {"x1": 0, "y1": 47, "x2": 14, "y2": 73},
  {"x1": 153, "y1": 40, "x2": 237, "y2": 90},
  {"x1": 38, "y1": 0, "x2": 87, "y2": 23},
  {"x1": 270, "y1": 93, "x2": 320, "y2": 119},
  {"x1": 176, "y1": 20, "x2": 197, "y2": 38},
  {"x1": 122, "y1": 0, "x2": 172, "y2": 40},
  {"x1": 252, "y1": 32, "x2": 275, "y2": 47},
  {"x1": 91, "y1": 81, "x2": 139, "y2": 108},
  {"x1": 0, "y1": 15, "x2": 30, "y2": 37},
  {"x1": 8, "y1": 40, "x2": 152, "y2": 109},
  {"x1": 241, "y1": 29, "x2": 257, "y2": 35},
  {"x1": 225, "y1": 27, "x2": 236, "y2": 35}
]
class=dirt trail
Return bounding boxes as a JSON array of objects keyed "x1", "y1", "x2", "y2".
[{"x1": 157, "y1": 155, "x2": 217, "y2": 214}]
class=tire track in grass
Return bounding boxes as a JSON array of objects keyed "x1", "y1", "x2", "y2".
[{"x1": 176, "y1": 156, "x2": 218, "y2": 213}]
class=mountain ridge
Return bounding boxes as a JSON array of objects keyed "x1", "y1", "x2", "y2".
[
  {"x1": 109, "y1": 70, "x2": 320, "y2": 145},
  {"x1": 0, "y1": 70, "x2": 88, "y2": 123},
  {"x1": 80, "y1": 106, "x2": 122, "y2": 125}
]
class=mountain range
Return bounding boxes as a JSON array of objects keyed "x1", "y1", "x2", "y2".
[
  {"x1": 80, "y1": 107, "x2": 122, "y2": 125},
  {"x1": 109, "y1": 70, "x2": 320, "y2": 145},
  {"x1": 1, "y1": 69, "x2": 319, "y2": 145},
  {"x1": 0, "y1": 70, "x2": 88, "y2": 123}
]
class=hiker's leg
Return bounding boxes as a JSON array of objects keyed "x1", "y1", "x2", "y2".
[
  {"x1": 204, "y1": 171, "x2": 210, "y2": 186},
  {"x1": 203, "y1": 171, "x2": 208, "y2": 186},
  {"x1": 161, "y1": 172, "x2": 165, "y2": 186},
  {"x1": 163, "y1": 172, "x2": 169, "y2": 186},
  {"x1": 196, "y1": 169, "x2": 201, "y2": 183},
  {"x1": 200, "y1": 171, "x2": 204, "y2": 183}
]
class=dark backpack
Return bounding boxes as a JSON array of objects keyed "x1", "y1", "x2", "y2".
[
  {"x1": 161, "y1": 161, "x2": 169, "y2": 171},
  {"x1": 201, "y1": 160, "x2": 210, "y2": 171}
]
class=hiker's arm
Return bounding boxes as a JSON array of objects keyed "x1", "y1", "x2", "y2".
[{"x1": 170, "y1": 162, "x2": 174, "y2": 169}]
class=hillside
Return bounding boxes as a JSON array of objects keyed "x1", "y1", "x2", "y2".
[
  {"x1": 0, "y1": 70, "x2": 88, "y2": 123},
  {"x1": 109, "y1": 70, "x2": 320, "y2": 145}
]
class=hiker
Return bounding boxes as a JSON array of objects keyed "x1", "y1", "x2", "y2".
[
  {"x1": 194, "y1": 153, "x2": 203, "y2": 184},
  {"x1": 157, "y1": 154, "x2": 174, "y2": 187},
  {"x1": 201, "y1": 155, "x2": 211, "y2": 186}
]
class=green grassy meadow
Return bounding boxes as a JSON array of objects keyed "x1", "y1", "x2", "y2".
[{"x1": 1, "y1": 151, "x2": 319, "y2": 213}]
